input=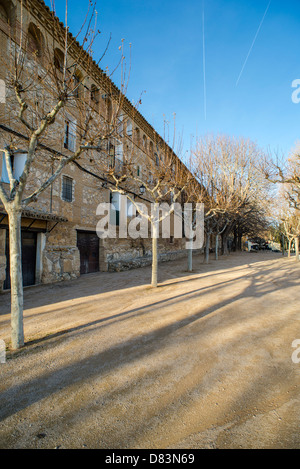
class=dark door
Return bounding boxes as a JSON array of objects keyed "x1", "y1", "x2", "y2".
[
  {"x1": 4, "y1": 230, "x2": 37, "y2": 289},
  {"x1": 77, "y1": 231, "x2": 99, "y2": 275}
]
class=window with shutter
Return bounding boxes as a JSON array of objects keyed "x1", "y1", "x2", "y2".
[
  {"x1": 1, "y1": 152, "x2": 27, "y2": 183},
  {"x1": 62, "y1": 175, "x2": 73, "y2": 202},
  {"x1": 64, "y1": 118, "x2": 76, "y2": 152},
  {"x1": 127, "y1": 120, "x2": 132, "y2": 137},
  {"x1": 115, "y1": 142, "x2": 123, "y2": 162},
  {"x1": 110, "y1": 192, "x2": 120, "y2": 226}
]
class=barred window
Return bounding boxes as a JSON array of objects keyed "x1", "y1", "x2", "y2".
[{"x1": 62, "y1": 175, "x2": 73, "y2": 202}]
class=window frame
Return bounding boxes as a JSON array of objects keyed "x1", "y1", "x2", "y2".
[
  {"x1": 61, "y1": 175, "x2": 73, "y2": 203},
  {"x1": 64, "y1": 117, "x2": 76, "y2": 152}
]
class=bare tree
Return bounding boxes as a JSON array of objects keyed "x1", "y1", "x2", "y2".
[
  {"x1": 282, "y1": 215, "x2": 300, "y2": 260},
  {"x1": 264, "y1": 155, "x2": 300, "y2": 261},
  {"x1": 95, "y1": 130, "x2": 193, "y2": 287},
  {"x1": 0, "y1": 0, "x2": 130, "y2": 348},
  {"x1": 190, "y1": 134, "x2": 269, "y2": 262},
  {"x1": 263, "y1": 150, "x2": 300, "y2": 210}
]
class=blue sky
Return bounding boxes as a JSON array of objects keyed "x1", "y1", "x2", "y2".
[{"x1": 46, "y1": 0, "x2": 300, "y2": 163}]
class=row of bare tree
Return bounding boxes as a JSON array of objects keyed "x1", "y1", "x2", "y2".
[{"x1": 186, "y1": 134, "x2": 271, "y2": 266}]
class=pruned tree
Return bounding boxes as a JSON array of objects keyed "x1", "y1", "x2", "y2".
[
  {"x1": 263, "y1": 154, "x2": 300, "y2": 261},
  {"x1": 282, "y1": 214, "x2": 300, "y2": 260},
  {"x1": 0, "y1": 0, "x2": 131, "y2": 348},
  {"x1": 263, "y1": 150, "x2": 300, "y2": 210},
  {"x1": 95, "y1": 127, "x2": 193, "y2": 287},
  {"x1": 190, "y1": 134, "x2": 269, "y2": 263}
]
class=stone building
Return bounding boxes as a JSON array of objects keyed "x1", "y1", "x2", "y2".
[{"x1": 0, "y1": 0, "x2": 193, "y2": 292}]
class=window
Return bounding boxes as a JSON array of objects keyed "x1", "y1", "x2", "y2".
[
  {"x1": 106, "y1": 98, "x2": 112, "y2": 123},
  {"x1": 54, "y1": 48, "x2": 64, "y2": 73},
  {"x1": 135, "y1": 127, "x2": 140, "y2": 145},
  {"x1": 110, "y1": 193, "x2": 134, "y2": 225},
  {"x1": 126, "y1": 120, "x2": 132, "y2": 137},
  {"x1": 0, "y1": 79, "x2": 5, "y2": 103},
  {"x1": 64, "y1": 118, "x2": 76, "y2": 152},
  {"x1": 73, "y1": 70, "x2": 83, "y2": 99},
  {"x1": 0, "y1": 0, "x2": 14, "y2": 26},
  {"x1": 27, "y1": 23, "x2": 44, "y2": 57},
  {"x1": 117, "y1": 113, "x2": 124, "y2": 136},
  {"x1": 127, "y1": 197, "x2": 134, "y2": 217},
  {"x1": 91, "y1": 84, "x2": 99, "y2": 104},
  {"x1": 62, "y1": 175, "x2": 73, "y2": 202},
  {"x1": 155, "y1": 153, "x2": 160, "y2": 166},
  {"x1": 137, "y1": 165, "x2": 141, "y2": 177},
  {"x1": 108, "y1": 142, "x2": 115, "y2": 168},
  {"x1": 115, "y1": 142, "x2": 123, "y2": 162},
  {"x1": 110, "y1": 192, "x2": 120, "y2": 226},
  {"x1": 1, "y1": 152, "x2": 27, "y2": 183},
  {"x1": 143, "y1": 135, "x2": 147, "y2": 150},
  {"x1": 0, "y1": 3, "x2": 8, "y2": 23}
]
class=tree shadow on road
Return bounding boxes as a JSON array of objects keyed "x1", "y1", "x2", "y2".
[{"x1": 0, "y1": 252, "x2": 299, "y2": 442}]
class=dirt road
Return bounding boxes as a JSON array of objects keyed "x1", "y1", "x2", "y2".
[{"x1": 0, "y1": 251, "x2": 299, "y2": 449}]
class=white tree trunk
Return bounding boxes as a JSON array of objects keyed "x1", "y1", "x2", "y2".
[
  {"x1": 215, "y1": 234, "x2": 219, "y2": 260},
  {"x1": 151, "y1": 223, "x2": 158, "y2": 287},
  {"x1": 8, "y1": 208, "x2": 24, "y2": 349},
  {"x1": 187, "y1": 219, "x2": 193, "y2": 272}
]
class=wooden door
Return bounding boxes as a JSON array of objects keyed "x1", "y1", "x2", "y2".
[
  {"x1": 77, "y1": 231, "x2": 99, "y2": 275},
  {"x1": 4, "y1": 230, "x2": 37, "y2": 289}
]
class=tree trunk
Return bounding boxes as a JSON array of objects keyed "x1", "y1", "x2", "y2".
[
  {"x1": 221, "y1": 224, "x2": 231, "y2": 255},
  {"x1": 295, "y1": 236, "x2": 299, "y2": 263},
  {"x1": 8, "y1": 208, "x2": 24, "y2": 349},
  {"x1": 281, "y1": 234, "x2": 285, "y2": 256},
  {"x1": 151, "y1": 223, "x2": 158, "y2": 287},
  {"x1": 232, "y1": 227, "x2": 237, "y2": 252},
  {"x1": 288, "y1": 239, "x2": 292, "y2": 258},
  {"x1": 222, "y1": 233, "x2": 229, "y2": 255},
  {"x1": 237, "y1": 229, "x2": 242, "y2": 251},
  {"x1": 205, "y1": 232, "x2": 210, "y2": 264},
  {"x1": 187, "y1": 245, "x2": 193, "y2": 272},
  {"x1": 215, "y1": 234, "x2": 219, "y2": 260},
  {"x1": 187, "y1": 218, "x2": 193, "y2": 272}
]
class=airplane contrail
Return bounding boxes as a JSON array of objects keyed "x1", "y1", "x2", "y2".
[
  {"x1": 202, "y1": 0, "x2": 207, "y2": 120},
  {"x1": 236, "y1": 0, "x2": 272, "y2": 87}
]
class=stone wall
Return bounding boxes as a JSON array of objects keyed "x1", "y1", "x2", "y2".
[
  {"x1": 42, "y1": 245, "x2": 80, "y2": 284},
  {"x1": 107, "y1": 249, "x2": 196, "y2": 272}
]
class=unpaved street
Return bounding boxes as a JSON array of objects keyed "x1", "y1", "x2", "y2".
[{"x1": 0, "y1": 251, "x2": 299, "y2": 449}]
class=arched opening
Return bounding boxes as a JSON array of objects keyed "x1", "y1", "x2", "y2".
[
  {"x1": 0, "y1": 3, "x2": 8, "y2": 23},
  {"x1": 73, "y1": 69, "x2": 83, "y2": 98},
  {"x1": 135, "y1": 127, "x2": 140, "y2": 146},
  {"x1": 0, "y1": 0, "x2": 16, "y2": 29},
  {"x1": 27, "y1": 22, "x2": 44, "y2": 58},
  {"x1": 106, "y1": 98, "x2": 112, "y2": 123},
  {"x1": 143, "y1": 134, "x2": 147, "y2": 150},
  {"x1": 91, "y1": 84, "x2": 99, "y2": 104}
]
